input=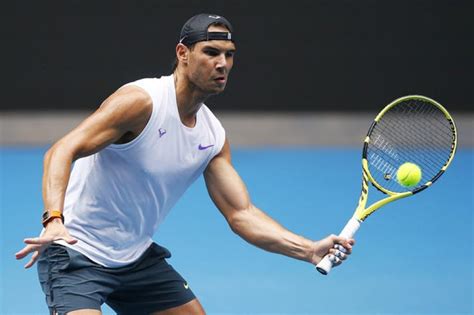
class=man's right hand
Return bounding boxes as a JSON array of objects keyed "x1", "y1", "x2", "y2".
[
  {"x1": 309, "y1": 234, "x2": 355, "y2": 266},
  {"x1": 15, "y1": 219, "x2": 77, "y2": 268}
]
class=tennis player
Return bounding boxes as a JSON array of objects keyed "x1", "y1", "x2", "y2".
[{"x1": 16, "y1": 13, "x2": 355, "y2": 315}]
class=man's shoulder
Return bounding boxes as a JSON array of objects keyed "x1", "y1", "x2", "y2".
[
  {"x1": 200, "y1": 104, "x2": 223, "y2": 126},
  {"x1": 116, "y1": 84, "x2": 152, "y2": 105},
  {"x1": 123, "y1": 75, "x2": 172, "y2": 100},
  {"x1": 122, "y1": 74, "x2": 167, "y2": 89}
]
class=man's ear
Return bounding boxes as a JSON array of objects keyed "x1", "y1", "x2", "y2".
[{"x1": 176, "y1": 43, "x2": 189, "y2": 64}]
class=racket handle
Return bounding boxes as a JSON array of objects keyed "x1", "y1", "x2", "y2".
[{"x1": 316, "y1": 217, "x2": 361, "y2": 275}]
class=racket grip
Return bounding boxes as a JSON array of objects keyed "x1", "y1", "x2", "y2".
[{"x1": 316, "y1": 217, "x2": 361, "y2": 275}]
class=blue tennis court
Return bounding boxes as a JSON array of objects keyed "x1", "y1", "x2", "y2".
[{"x1": 1, "y1": 147, "x2": 472, "y2": 314}]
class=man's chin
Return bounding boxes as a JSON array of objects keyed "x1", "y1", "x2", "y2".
[{"x1": 207, "y1": 85, "x2": 226, "y2": 95}]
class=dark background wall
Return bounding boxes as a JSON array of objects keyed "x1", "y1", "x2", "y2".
[{"x1": 4, "y1": 0, "x2": 473, "y2": 112}]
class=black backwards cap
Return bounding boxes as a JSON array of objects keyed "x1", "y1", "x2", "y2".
[{"x1": 179, "y1": 13, "x2": 234, "y2": 46}]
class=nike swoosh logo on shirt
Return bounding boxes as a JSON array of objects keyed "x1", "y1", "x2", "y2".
[{"x1": 198, "y1": 144, "x2": 214, "y2": 150}]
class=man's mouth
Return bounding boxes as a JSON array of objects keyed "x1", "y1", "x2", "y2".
[{"x1": 214, "y1": 76, "x2": 226, "y2": 84}]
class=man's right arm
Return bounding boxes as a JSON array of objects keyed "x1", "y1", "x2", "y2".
[
  {"x1": 16, "y1": 84, "x2": 152, "y2": 268},
  {"x1": 42, "y1": 85, "x2": 152, "y2": 214}
]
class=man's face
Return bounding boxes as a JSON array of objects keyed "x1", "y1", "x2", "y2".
[{"x1": 185, "y1": 25, "x2": 236, "y2": 95}]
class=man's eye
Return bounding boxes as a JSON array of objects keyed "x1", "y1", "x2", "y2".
[
  {"x1": 226, "y1": 51, "x2": 234, "y2": 58},
  {"x1": 205, "y1": 50, "x2": 219, "y2": 56}
]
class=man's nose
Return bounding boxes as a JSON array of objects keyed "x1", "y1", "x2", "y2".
[{"x1": 216, "y1": 54, "x2": 227, "y2": 70}]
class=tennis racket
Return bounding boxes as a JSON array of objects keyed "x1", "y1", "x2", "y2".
[{"x1": 316, "y1": 95, "x2": 457, "y2": 275}]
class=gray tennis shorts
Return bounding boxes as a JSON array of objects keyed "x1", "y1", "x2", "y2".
[{"x1": 37, "y1": 243, "x2": 196, "y2": 315}]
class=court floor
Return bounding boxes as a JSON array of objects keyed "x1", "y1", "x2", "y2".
[{"x1": 1, "y1": 147, "x2": 472, "y2": 314}]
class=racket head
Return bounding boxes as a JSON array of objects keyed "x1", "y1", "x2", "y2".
[{"x1": 363, "y1": 95, "x2": 457, "y2": 195}]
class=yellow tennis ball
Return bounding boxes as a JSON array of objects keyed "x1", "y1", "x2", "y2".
[{"x1": 396, "y1": 162, "x2": 422, "y2": 187}]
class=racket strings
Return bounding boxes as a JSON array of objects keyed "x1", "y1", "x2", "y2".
[
  {"x1": 374, "y1": 116, "x2": 452, "y2": 176},
  {"x1": 372, "y1": 102, "x2": 453, "y2": 184},
  {"x1": 388, "y1": 100, "x2": 453, "y2": 141},
  {"x1": 381, "y1": 115, "x2": 452, "y2": 168},
  {"x1": 373, "y1": 121, "x2": 448, "y2": 172},
  {"x1": 367, "y1": 98, "x2": 455, "y2": 193}
]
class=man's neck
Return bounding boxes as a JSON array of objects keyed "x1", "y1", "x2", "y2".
[{"x1": 173, "y1": 71, "x2": 208, "y2": 128}]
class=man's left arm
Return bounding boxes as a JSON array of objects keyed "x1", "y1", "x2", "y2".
[{"x1": 204, "y1": 139, "x2": 354, "y2": 266}]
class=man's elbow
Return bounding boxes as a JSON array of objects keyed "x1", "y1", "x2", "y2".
[
  {"x1": 227, "y1": 207, "x2": 251, "y2": 235},
  {"x1": 44, "y1": 141, "x2": 76, "y2": 164},
  {"x1": 44, "y1": 146, "x2": 53, "y2": 163}
]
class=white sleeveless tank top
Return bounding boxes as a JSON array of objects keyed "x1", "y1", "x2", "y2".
[{"x1": 56, "y1": 74, "x2": 226, "y2": 267}]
